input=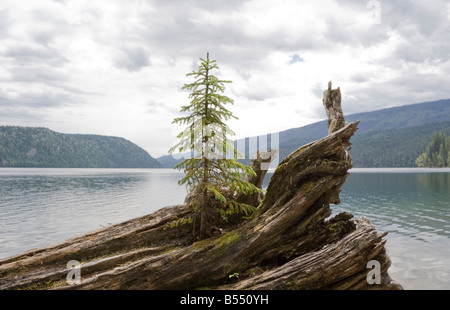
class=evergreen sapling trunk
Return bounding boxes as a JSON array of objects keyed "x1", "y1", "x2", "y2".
[{"x1": 169, "y1": 53, "x2": 262, "y2": 239}]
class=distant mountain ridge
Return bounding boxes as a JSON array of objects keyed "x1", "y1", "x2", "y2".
[
  {"x1": 350, "y1": 120, "x2": 450, "y2": 167},
  {"x1": 157, "y1": 99, "x2": 450, "y2": 168},
  {"x1": 278, "y1": 98, "x2": 450, "y2": 164},
  {"x1": 0, "y1": 126, "x2": 162, "y2": 168}
]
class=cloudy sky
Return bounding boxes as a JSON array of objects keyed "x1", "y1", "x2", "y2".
[{"x1": 1, "y1": 0, "x2": 449, "y2": 157}]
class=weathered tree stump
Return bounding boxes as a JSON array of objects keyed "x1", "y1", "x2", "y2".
[
  {"x1": 0, "y1": 83, "x2": 402, "y2": 290},
  {"x1": 323, "y1": 81, "x2": 346, "y2": 135},
  {"x1": 0, "y1": 121, "x2": 402, "y2": 290},
  {"x1": 236, "y1": 149, "x2": 278, "y2": 207}
]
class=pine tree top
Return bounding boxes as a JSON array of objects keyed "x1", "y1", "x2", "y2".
[{"x1": 168, "y1": 53, "x2": 263, "y2": 238}]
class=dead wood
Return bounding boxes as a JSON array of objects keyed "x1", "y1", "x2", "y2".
[{"x1": 0, "y1": 121, "x2": 402, "y2": 290}]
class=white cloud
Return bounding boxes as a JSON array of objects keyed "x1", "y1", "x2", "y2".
[{"x1": 0, "y1": 0, "x2": 449, "y2": 157}]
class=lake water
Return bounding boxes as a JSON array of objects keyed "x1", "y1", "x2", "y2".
[{"x1": 0, "y1": 168, "x2": 449, "y2": 290}]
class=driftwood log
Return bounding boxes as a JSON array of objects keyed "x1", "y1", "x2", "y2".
[{"x1": 0, "y1": 121, "x2": 402, "y2": 290}]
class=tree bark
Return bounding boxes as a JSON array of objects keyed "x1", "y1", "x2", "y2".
[
  {"x1": 323, "y1": 81, "x2": 346, "y2": 135},
  {"x1": 0, "y1": 121, "x2": 402, "y2": 290},
  {"x1": 236, "y1": 149, "x2": 278, "y2": 207}
]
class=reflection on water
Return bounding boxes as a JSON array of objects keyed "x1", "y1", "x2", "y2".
[
  {"x1": 335, "y1": 169, "x2": 450, "y2": 290},
  {"x1": 0, "y1": 168, "x2": 449, "y2": 289},
  {"x1": 338, "y1": 171, "x2": 450, "y2": 240},
  {"x1": 264, "y1": 168, "x2": 450, "y2": 289},
  {"x1": 0, "y1": 169, "x2": 187, "y2": 260}
]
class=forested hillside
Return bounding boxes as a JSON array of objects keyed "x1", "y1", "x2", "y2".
[
  {"x1": 278, "y1": 99, "x2": 450, "y2": 163},
  {"x1": 0, "y1": 126, "x2": 162, "y2": 168},
  {"x1": 350, "y1": 121, "x2": 450, "y2": 167},
  {"x1": 415, "y1": 131, "x2": 450, "y2": 167},
  {"x1": 157, "y1": 99, "x2": 450, "y2": 168}
]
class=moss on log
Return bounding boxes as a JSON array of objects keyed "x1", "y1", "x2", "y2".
[{"x1": 0, "y1": 121, "x2": 402, "y2": 290}]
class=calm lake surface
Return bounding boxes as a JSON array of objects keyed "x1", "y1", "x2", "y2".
[{"x1": 0, "y1": 167, "x2": 449, "y2": 290}]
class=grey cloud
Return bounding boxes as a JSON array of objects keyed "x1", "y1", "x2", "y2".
[
  {"x1": 233, "y1": 80, "x2": 285, "y2": 103},
  {"x1": 0, "y1": 93, "x2": 68, "y2": 109},
  {"x1": 0, "y1": 4, "x2": 97, "y2": 101},
  {"x1": 350, "y1": 74, "x2": 371, "y2": 83},
  {"x1": 382, "y1": 1, "x2": 450, "y2": 62},
  {"x1": 114, "y1": 46, "x2": 151, "y2": 72},
  {"x1": 0, "y1": 87, "x2": 78, "y2": 109},
  {"x1": 237, "y1": 90, "x2": 268, "y2": 102},
  {"x1": 305, "y1": 0, "x2": 450, "y2": 118},
  {"x1": 392, "y1": 34, "x2": 450, "y2": 65},
  {"x1": 4, "y1": 44, "x2": 68, "y2": 66},
  {"x1": 30, "y1": 6, "x2": 74, "y2": 34},
  {"x1": 31, "y1": 31, "x2": 55, "y2": 47},
  {"x1": 383, "y1": 0, "x2": 449, "y2": 37},
  {"x1": 2, "y1": 46, "x2": 87, "y2": 98},
  {"x1": 312, "y1": 83, "x2": 326, "y2": 100},
  {"x1": 1, "y1": 59, "x2": 99, "y2": 100},
  {"x1": 149, "y1": 0, "x2": 252, "y2": 14},
  {"x1": 310, "y1": 82, "x2": 330, "y2": 117},
  {"x1": 0, "y1": 10, "x2": 10, "y2": 39},
  {"x1": 147, "y1": 101, "x2": 179, "y2": 114},
  {"x1": 7, "y1": 64, "x2": 67, "y2": 84},
  {"x1": 2, "y1": 0, "x2": 449, "y2": 129},
  {"x1": 323, "y1": 16, "x2": 390, "y2": 48},
  {"x1": 343, "y1": 70, "x2": 450, "y2": 116},
  {"x1": 147, "y1": 101, "x2": 166, "y2": 112},
  {"x1": 133, "y1": 2, "x2": 281, "y2": 69},
  {"x1": 236, "y1": 70, "x2": 252, "y2": 81},
  {"x1": 134, "y1": 1, "x2": 386, "y2": 72},
  {"x1": 1, "y1": 7, "x2": 73, "y2": 65},
  {"x1": 307, "y1": 64, "x2": 450, "y2": 119},
  {"x1": 0, "y1": 106, "x2": 48, "y2": 125}
]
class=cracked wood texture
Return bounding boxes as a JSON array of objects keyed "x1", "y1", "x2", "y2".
[
  {"x1": 323, "y1": 81, "x2": 346, "y2": 135},
  {"x1": 0, "y1": 122, "x2": 402, "y2": 290}
]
